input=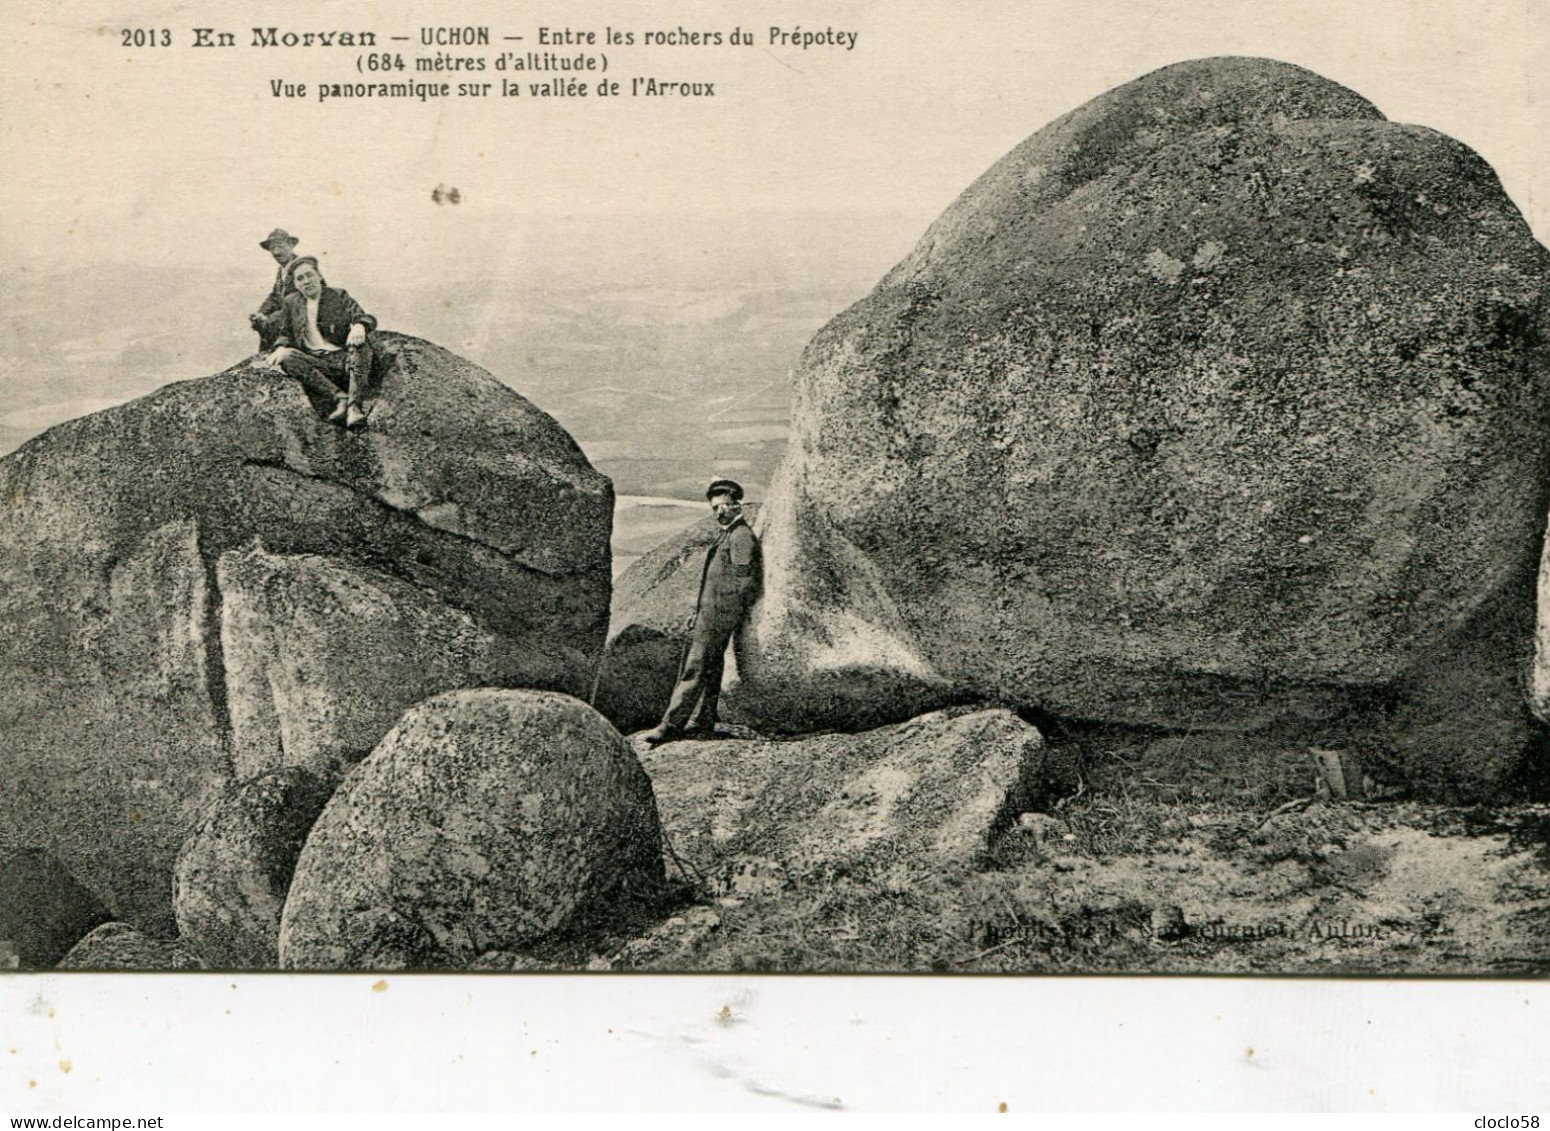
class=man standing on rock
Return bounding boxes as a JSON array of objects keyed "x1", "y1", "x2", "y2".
[
  {"x1": 643, "y1": 480, "x2": 762, "y2": 744},
  {"x1": 249, "y1": 228, "x2": 304, "y2": 352},
  {"x1": 259, "y1": 257, "x2": 378, "y2": 430}
]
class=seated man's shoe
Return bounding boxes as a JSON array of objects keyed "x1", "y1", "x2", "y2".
[
  {"x1": 346, "y1": 404, "x2": 367, "y2": 430},
  {"x1": 327, "y1": 398, "x2": 349, "y2": 424},
  {"x1": 641, "y1": 725, "x2": 681, "y2": 746},
  {"x1": 683, "y1": 722, "x2": 718, "y2": 740}
]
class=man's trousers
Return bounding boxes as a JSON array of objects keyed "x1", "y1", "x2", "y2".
[
  {"x1": 278, "y1": 342, "x2": 374, "y2": 406},
  {"x1": 659, "y1": 611, "x2": 740, "y2": 733}
]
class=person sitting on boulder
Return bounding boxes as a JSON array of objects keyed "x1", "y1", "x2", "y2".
[
  {"x1": 249, "y1": 228, "x2": 304, "y2": 352},
  {"x1": 643, "y1": 479, "x2": 762, "y2": 744},
  {"x1": 258, "y1": 257, "x2": 377, "y2": 430}
]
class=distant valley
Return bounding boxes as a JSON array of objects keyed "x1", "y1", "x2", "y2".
[{"x1": 0, "y1": 210, "x2": 923, "y2": 571}]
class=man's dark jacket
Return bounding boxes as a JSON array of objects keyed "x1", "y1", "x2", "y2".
[
  {"x1": 696, "y1": 517, "x2": 761, "y2": 631},
  {"x1": 256, "y1": 260, "x2": 301, "y2": 326},
  {"x1": 274, "y1": 287, "x2": 378, "y2": 352}
]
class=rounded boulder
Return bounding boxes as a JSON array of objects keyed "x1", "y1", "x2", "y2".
[
  {"x1": 278, "y1": 690, "x2": 665, "y2": 970},
  {"x1": 735, "y1": 57, "x2": 1550, "y2": 797},
  {"x1": 55, "y1": 922, "x2": 205, "y2": 970}
]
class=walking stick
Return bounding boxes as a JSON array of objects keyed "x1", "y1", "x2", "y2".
[
  {"x1": 671, "y1": 612, "x2": 696, "y2": 684},
  {"x1": 587, "y1": 654, "x2": 605, "y2": 708},
  {"x1": 588, "y1": 613, "x2": 696, "y2": 710}
]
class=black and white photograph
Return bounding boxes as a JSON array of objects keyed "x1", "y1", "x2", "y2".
[{"x1": 3, "y1": 0, "x2": 1549, "y2": 1114}]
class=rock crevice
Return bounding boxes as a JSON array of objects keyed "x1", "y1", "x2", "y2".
[{"x1": 237, "y1": 457, "x2": 566, "y2": 579}]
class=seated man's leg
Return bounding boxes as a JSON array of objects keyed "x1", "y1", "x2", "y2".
[
  {"x1": 345, "y1": 340, "x2": 374, "y2": 407},
  {"x1": 344, "y1": 341, "x2": 374, "y2": 428},
  {"x1": 277, "y1": 350, "x2": 349, "y2": 405}
]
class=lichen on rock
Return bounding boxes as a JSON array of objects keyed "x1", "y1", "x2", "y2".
[
  {"x1": 0, "y1": 334, "x2": 615, "y2": 932},
  {"x1": 278, "y1": 690, "x2": 664, "y2": 970}
]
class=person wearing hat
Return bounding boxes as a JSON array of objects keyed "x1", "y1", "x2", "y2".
[
  {"x1": 259, "y1": 256, "x2": 378, "y2": 429},
  {"x1": 250, "y1": 228, "x2": 304, "y2": 352},
  {"x1": 642, "y1": 479, "x2": 763, "y2": 744}
]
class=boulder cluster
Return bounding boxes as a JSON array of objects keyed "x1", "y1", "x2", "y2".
[
  {"x1": 0, "y1": 334, "x2": 650, "y2": 967},
  {"x1": 6, "y1": 57, "x2": 1549, "y2": 969}
]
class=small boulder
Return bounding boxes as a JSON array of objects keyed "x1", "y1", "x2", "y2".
[
  {"x1": 0, "y1": 849, "x2": 113, "y2": 969},
  {"x1": 279, "y1": 690, "x2": 665, "y2": 970},
  {"x1": 1015, "y1": 813, "x2": 1070, "y2": 846},
  {"x1": 55, "y1": 922, "x2": 205, "y2": 970},
  {"x1": 638, "y1": 706, "x2": 1050, "y2": 884},
  {"x1": 173, "y1": 768, "x2": 335, "y2": 969}
]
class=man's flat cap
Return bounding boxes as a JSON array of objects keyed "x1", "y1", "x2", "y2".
[
  {"x1": 706, "y1": 478, "x2": 744, "y2": 502},
  {"x1": 260, "y1": 228, "x2": 300, "y2": 249}
]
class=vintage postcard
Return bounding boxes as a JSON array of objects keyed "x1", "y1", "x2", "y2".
[{"x1": 3, "y1": 0, "x2": 1549, "y2": 1112}]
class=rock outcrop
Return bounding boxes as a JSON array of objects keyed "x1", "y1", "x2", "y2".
[
  {"x1": 732, "y1": 57, "x2": 1550, "y2": 798},
  {"x1": 595, "y1": 505, "x2": 759, "y2": 732},
  {"x1": 218, "y1": 548, "x2": 583, "y2": 781},
  {"x1": 173, "y1": 768, "x2": 334, "y2": 969},
  {"x1": 0, "y1": 334, "x2": 614, "y2": 933},
  {"x1": 278, "y1": 690, "x2": 664, "y2": 970},
  {"x1": 55, "y1": 922, "x2": 205, "y2": 970},
  {"x1": 0, "y1": 849, "x2": 113, "y2": 969},
  {"x1": 637, "y1": 706, "x2": 1055, "y2": 890}
]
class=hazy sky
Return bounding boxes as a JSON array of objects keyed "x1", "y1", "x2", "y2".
[{"x1": 2, "y1": 0, "x2": 1546, "y2": 291}]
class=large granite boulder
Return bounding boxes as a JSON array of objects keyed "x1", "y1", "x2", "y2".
[
  {"x1": 733, "y1": 57, "x2": 1550, "y2": 798},
  {"x1": 594, "y1": 504, "x2": 759, "y2": 732},
  {"x1": 173, "y1": 768, "x2": 334, "y2": 969},
  {"x1": 278, "y1": 690, "x2": 664, "y2": 970},
  {"x1": 0, "y1": 849, "x2": 113, "y2": 969},
  {"x1": 218, "y1": 547, "x2": 583, "y2": 781},
  {"x1": 637, "y1": 706, "x2": 1055, "y2": 888},
  {"x1": 0, "y1": 334, "x2": 614, "y2": 933}
]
